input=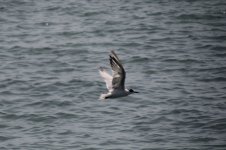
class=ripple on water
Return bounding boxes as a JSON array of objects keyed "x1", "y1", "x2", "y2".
[{"x1": 0, "y1": 0, "x2": 226, "y2": 150}]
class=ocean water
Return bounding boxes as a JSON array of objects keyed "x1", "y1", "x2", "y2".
[{"x1": 1, "y1": 0, "x2": 226, "y2": 149}]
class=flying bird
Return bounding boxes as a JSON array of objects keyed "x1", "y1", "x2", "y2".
[{"x1": 99, "y1": 50, "x2": 138, "y2": 99}]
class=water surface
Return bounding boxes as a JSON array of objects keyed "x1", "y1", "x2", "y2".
[{"x1": 0, "y1": 0, "x2": 226, "y2": 149}]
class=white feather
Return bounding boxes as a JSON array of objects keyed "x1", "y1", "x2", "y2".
[{"x1": 99, "y1": 67, "x2": 113, "y2": 91}]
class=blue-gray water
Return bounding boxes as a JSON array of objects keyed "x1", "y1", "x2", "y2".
[{"x1": 1, "y1": 0, "x2": 226, "y2": 149}]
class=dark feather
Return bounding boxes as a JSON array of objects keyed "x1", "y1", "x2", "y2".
[{"x1": 109, "y1": 51, "x2": 126, "y2": 90}]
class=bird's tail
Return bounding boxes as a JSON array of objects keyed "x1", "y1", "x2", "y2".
[{"x1": 99, "y1": 93, "x2": 109, "y2": 100}]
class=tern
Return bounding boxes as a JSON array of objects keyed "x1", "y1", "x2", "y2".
[{"x1": 99, "y1": 50, "x2": 139, "y2": 99}]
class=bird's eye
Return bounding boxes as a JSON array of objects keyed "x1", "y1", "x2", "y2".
[{"x1": 129, "y1": 89, "x2": 134, "y2": 92}]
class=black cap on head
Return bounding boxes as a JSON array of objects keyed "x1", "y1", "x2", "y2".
[
  {"x1": 129, "y1": 89, "x2": 139, "y2": 93},
  {"x1": 129, "y1": 89, "x2": 134, "y2": 92}
]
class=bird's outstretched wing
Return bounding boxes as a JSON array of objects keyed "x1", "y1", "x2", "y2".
[
  {"x1": 109, "y1": 51, "x2": 126, "y2": 90},
  {"x1": 99, "y1": 67, "x2": 113, "y2": 91}
]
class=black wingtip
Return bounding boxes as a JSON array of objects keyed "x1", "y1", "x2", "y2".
[
  {"x1": 109, "y1": 55, "x2": 115, "y2": 63},
  {"x1": 109, "y1": 50, "x2": 116, "y2": 57},
  {"x1": 109, "y1": 53, "x2": 114, "y2": 58}
]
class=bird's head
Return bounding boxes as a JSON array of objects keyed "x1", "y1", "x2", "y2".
[{"x1": 129, "y1": 89, "x2": 139, "y2": 94}]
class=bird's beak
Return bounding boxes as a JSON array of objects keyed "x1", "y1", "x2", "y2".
[{"x1": 134, "y1": 91, "x2": 139, "y2": 93}]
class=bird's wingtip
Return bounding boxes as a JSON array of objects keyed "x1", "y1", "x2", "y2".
[
  {"x1": 110, "y1": 50, "x2": 115, "y2": 53},
  {"x1": 110, "y1": 50, "x2": 118, "y2": 56}
]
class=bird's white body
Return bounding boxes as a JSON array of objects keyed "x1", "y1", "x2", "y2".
[
  {"x1": 100, "y1": 89, "x2": 130, "y2": 99},
  {"x1": 99, "y1": 51, "x2": 138, "y2": 100}
]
